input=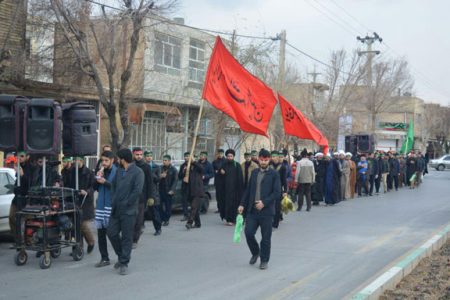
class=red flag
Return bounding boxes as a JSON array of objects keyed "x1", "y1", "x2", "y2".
[
  {"x1": 202, "y1": 37, "x2": 277, "y2": 136},
  {"x1": 278, "y1": 94, "x2": 329, "y2": 154}
]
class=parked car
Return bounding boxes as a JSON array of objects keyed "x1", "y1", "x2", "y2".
[
  {"x1": 429, "y1": 154, "x2": 450, "y2": 171},
  {"x1": 0, "y1": 168, "x2": 16, "y2": 233}
]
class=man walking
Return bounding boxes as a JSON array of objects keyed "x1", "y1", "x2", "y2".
[
  {"x1": 145, "y1": 151, "x2": 162, "y2": 235},
  {"x1": 367, "y1": 153, "x2": 379, "y2": 196},
  {"x1": 108, "y1": 148, "x2": 144, "y2": 275},
  {"x1": 185, "y1": 159, "x2": 205, "y2": 229},
  {"x1": 241, "y1": 152, "x2": 258, "y2": 190},
  {"x1": 179, "y1": 152, "x2": 191, "y2": 221},
  {"x1": 296, "y1": 149, "x2": 315, "y2": 212},
  {"x1": 212, "y1": 149, "x2": 226, "y2": 215},
  {"x1": 238, "y1": 149, "x2": 281, "y2": 270},
  {"x1": 159, "y1": 155, "x2": 178, "y2": 226},
  {"x1": 389, "y1": 153, "x2": 400, "y2": 191},
  {"x1": 270, "y1": 150, "x2": 287, "y2": 228},
  {"x1": 94, "y1": 151, "x2": 117, "y2": 267}
]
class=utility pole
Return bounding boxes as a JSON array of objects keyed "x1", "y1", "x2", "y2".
[
  {"x1": 277, "y1": 30, "x2": 286, "y2": 92},
  {"x1": 357, "y1": 32, "x2": 382, "y2": 133}
]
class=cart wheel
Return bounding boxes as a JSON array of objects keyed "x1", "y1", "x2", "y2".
[
  {"x1": 51, "y1": 248, "x2": 61, "y2": 258},
  {"x1": 72, "y1": 246, "x2": 84, "y2": 261},
  {"x1": 39, "y1": 253, "x2": 52, "y2": 269},
  {"x1": 14, "y1": 250, "x2": 28, "y2": 266}
]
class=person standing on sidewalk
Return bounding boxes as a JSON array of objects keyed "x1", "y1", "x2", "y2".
[
  {"x1": 108, "y1": 148, "x2": 144, "y2": 275},
  {"x1": 159, "y1": 155, "x2": 178, "y2": 227},
  {"x1": 132, "y1": 147, "x2": 154, "y2": 246},
  {"x1": 296, "y1": 149, "x2": 315, "y2": 212},
  {"x1": 238, "y1": 149, "x2": 281, "y2": 270},
  {"x1": 93, "y1": 151, "x2": 117, "y2": 267}
]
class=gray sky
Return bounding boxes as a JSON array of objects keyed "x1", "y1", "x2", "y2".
[{"x1": 178, "y1": 0, "x2": 450, "y2": 105}]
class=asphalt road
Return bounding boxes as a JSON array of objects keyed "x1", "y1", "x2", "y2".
[{"x1": 1, "y1": 170, "x2": 449, "y2": 300}]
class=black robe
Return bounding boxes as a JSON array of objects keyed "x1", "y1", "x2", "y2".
[
  {"x1": 325, "y1": 159, "x2": 341, "y2": 205},
  {"x1": 406, "y1": 157, "x2": 416, "y2": 184},
  {"x1": 220, "y1": 160, "x2": 243, "y2": 222},
  {"x1": 213, "y1": 157, "x2": 226, "y2": 214},
  {"x1": 312, "y1": 159, "x2": 327, "y2": 203}
]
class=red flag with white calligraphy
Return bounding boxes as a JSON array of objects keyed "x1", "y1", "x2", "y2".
[
  {"x1": 278, "y1": 94, "x2": 329, "y2": 154},
  {"x1": 202, "y1": 36, "x2": 277, "y2": 136}
]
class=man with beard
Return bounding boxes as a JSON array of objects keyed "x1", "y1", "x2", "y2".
[
  {"x1": 132, "y1": 147, "x2": 154, "y2": 246},
  {"x1": 144, "y1": 151, "x2": 162, "y2": 236},
  {"x1": 251, "y1": 150, "x2": 260, "y2": 166},
  {"x1": 159, "y1": 155, "x2": 178, "y2": 226},
  {"x1": 339, "y1": 151, "x2": 350, "y2": 201},
  {"x1": 345, "y1": 153, "x2": 356, "y2": 199},
  {"x1": 9, "y1": 151, "x2": 32, "y2": 242},
  {"x1": 199, "y1": 151, "x2": 214, "y2": 209},
  {"x1": 179, "y1": 152, "x2": 191, "y2": 221},
  {"x1": 311, "y1": 153, "x2": 327, "y2": 205},
  {"x1": 93, "y1": 151, "x2": 117, "y2": 267},
  {"x1": 30, "y1": 155, "x2": 61, "y2": 188},
  {"x1": 367, "y1": 153, "x2": 379, "y2": 196},
  {"x1": 238, "y1": 149, "x2": 281, "y2": 270},
  {"x1": 219, "y1": 149, "x2": 243, "y2": 225},
  {"x1": 213, "y1": 149, "x2": 226, "y2": 215},
  {"x1": 388, "y1": 152, "x2": 400, "y2": 191},
  {"x1": 61, "y1": 156, "x2": 73, "y2": 187},
  {"x1": 241, "y1": 152, "x2": 258, "y2": 190},
  {"x1": 325, "y1": 152, "x2": 342, "y2": 205},
  {"x1": 270, "y1": 151, "x2": 287, "y2": 228},
  {"x1": 68, "y1": 156, "x2": 95, "y2": 254},
  {"x1": 108, "y1": 148, "x2": 144, "y2": 275}
]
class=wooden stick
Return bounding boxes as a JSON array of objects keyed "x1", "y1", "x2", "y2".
[{"x1": 184, "y1": 98, "x2": 205, "y2": 183}]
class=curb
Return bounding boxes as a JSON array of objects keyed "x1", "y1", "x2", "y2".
[{"x1": 351, "y1": 223, "x2": 450, "y2": 300}]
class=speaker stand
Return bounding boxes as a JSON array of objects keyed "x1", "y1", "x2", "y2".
[{"x1": 42, "y1": 156, "x2": 46, "y2": 188}]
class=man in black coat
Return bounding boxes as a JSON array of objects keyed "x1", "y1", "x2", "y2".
[
  {"x1": 185, "y1": 159, "x2": 205, "y2": 229},
  {"x1": 179, "y1": 152, "x2": 191, "y2": 220},
  {"x1": 132, "y1": 147, "x2": 154, "y2": 245},
  {"x1": 108, "y1": 149, "x2": 144, "y2": 275},
  {"x1": 159, "y1": 155, "x2": 178, "y2": 226},
  {"x1": 61, "y1": 156, "x2": 73, "y2": 188},
  {"x1": 212, "y1": 149, "x2": 226, "y2": 215},
  {"x1": 270, "y1": 150, "x2": 287, "y2": 229},
  {"x1": 144, "y1": 151, "x2": 162, "y2": 236},
  {"x1": 68, "y1": 156, "x2": 95, "y2": 253},
  {"x1": 239, "y1": 149, "x2": 281, "y2": 270}
]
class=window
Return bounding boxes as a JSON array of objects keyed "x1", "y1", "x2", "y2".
[
  {"x1": 154, "y1": 32, "x2": 181, "y2": 76},
  {"x1": 444, "y1": 156, "x2": 450, "y2": 161},
  {"x1": 0, "y1": 172, "x2": 13, "y2": 195},
  {"x1": 189, "y1": 38, "x2": 205, "y2": 83}
]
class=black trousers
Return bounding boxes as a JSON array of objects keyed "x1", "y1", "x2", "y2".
[
  {"x1": 187, "y1": 196, "x2": 203, "y2": 226},
  {"x1": 297, "y1": 183, "x2": 312, "y2": 211},
  {"x1": 97, "y1": 228, "x2": 109, "y2": 261},
  {"x1": 369, "y1": 175, "x2": 375, "y2": 195},
  {"x1": 181, "y1": 185, "x2": 190, "y2": 217},
  {"x1": 133, "y1": 202, "x2": 146, "y2": 243},
  {"x1": 152, "y1": 205, "x2": 162, "y2": 231},
  {"x1": 244, "y1": 214, "x2": 273, "y2": 263},
  {"x1": 107, "y1": 213, "x2": 136, "y2": 266},
  {"x1": 390, "y1": 175, "x2": 399, "y2": 190},
  {"x1": 272, "y1": 196, "x2": 282, "y2": 228},
  {"x1": 375, "y1": 175, "x2": 381, "y2": 193}
]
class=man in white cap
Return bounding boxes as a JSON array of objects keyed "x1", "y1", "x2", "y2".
[
  {"x1": 345, "y1": 153, "x2": 356, "y2": 199},
  {"x1": 339, "y1": 151, "x2": 349, "y2": 201}
]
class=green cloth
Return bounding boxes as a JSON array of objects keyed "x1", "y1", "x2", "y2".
[
  {"x1": 233, "y1": 214, "x2": 244, "y2": 243},
  {"x1": 401, "y1": 118, "x2": 414, "y2": 155}
]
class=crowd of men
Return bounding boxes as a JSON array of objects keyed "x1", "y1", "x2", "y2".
[{"x1": 5, "y1": 145, "x2": 429, "y2": 273}]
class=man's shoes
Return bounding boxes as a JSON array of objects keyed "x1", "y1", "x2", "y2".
[
  {"x1": 154, "y1": 230, "x2": 161, "y2": 236},
  {"x1": 162, "y1": 221, "x2": 169, "y2": 226},
  {"x1": 193, "y1": 224, "x2": 201, "y2": 229},
  {"x1": 132, "y1": 243, "x2": 138, "y2": 249},
  {"x1": 87, "y1": 244, "x2": 94, "y2": 254},
  {"x1": 119, "y1": 265, "x2": 128, "y2": 275},
  {"x1": 214, "y1": 210, "x2": 219, "y2": 214},
  {"x1": 249, "y1": 255, "x2": 259, "y2": 265},
  {"x1": 95, "y1": 260, "x2": 110, "y2": 268},
  {"x1": 185, "y1": 223, "x2": 192, "y2": 230},
  {"x1": 259, "y1": 262, "x2": 268, "y2": 270},
  {"x1": 306, "y1": 208, "x2": 311, "y2": 212},
  {"x1": 114, "y1": 262, "x2": 121, "y2": 269}
]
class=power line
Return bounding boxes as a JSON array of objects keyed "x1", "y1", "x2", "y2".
[
  {"x1": 329, "y1": 0, "x2": 373, "y2": 33},
  {"x1": 312, "y1": 0, "x2": 364, "y2": 35}
]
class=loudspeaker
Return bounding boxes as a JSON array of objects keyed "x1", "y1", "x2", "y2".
[
  {"x1": 0, "y1": 95, "x2": 29, "y2": 152},
  {"x1": 345, "y1": 135, "x2": 357, "y2": 155},
  {"x1": 62, "y1": 102, "x2": 98, "y2": 156},
  {"x1": 24, "y1": 99, "x2": 62, "y2": 155},
  {"x1": 357, "y1": 134, "x2": 375, "y2": 153}
]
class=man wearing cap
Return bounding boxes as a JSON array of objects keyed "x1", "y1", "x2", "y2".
[
  {"x1": 144, "y1": 151, "x2": 162, "y2": 235},
  {"x1": 132, "y1": 147, "x2": 154, "y2": 244},
  {"x1": 68, "y1": 156, "x2": 96, "y2": 254},
  {"x1": 241, "y1": 152, "x2": 258, "y2": 190},
  {"x1": 339, "y1": 151, "x2": 350, "y2": 201},
  {"x1": 159, "y1": 155, "x2": 178, "y2": 226},
  {"x1": 219, "y1": 149, "x2": 244, "y2": 225},
  {"x1": 179, "y1": 152, "x2": 191, "y2": 220},
  {"x1": 213, "y1": 149, "x2": 226, "y2": 215},
  {"x1": 108, "y1": 148, "x2": 144, "y2": 275},
  {"x1": 270, "y1": 150, "x2": 287, "y2": 227},
  {"x1": 325, "y1": 152, "x2": 342, "y2": 205},
  {"x1": 61, "y1": 156, "x2": 73, "y2": 188},
  {"x1": 345, "y1": 153, "x2": 356, "y2": 199},
  {"x1": 296, "y1": 149, "x2": 315, "y2": 211},
  {"x1": 238, "y1": 149, "x2": 281, "y2": 270}
]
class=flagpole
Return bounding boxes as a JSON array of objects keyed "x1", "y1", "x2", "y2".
[{"x1": 184, "y1": 98, "x2": 205, "y2": 183}]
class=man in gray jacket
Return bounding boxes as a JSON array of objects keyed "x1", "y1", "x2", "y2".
[
  {"x1": 107, "y1": 148, "x2": 144, "y2": 275},
  {"x1": 296, "y1": 149, "x2": 316, "y2": 211}
]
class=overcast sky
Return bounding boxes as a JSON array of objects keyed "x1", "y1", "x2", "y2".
[{"x1": 178, "y1": 0, "x2": 450, "y2": 105}]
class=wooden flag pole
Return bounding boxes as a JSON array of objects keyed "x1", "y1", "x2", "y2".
[{"x1": 184, "y1": 98, "x2": 205, "y2": 183}]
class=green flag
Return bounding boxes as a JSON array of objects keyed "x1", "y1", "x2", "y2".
[{"x1": 401, "y1": 118, "x2": 414, "y2": 155}]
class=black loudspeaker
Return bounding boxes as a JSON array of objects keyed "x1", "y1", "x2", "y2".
[
  {"x1": 357, "y1": 134, "x2": 375, "y2": 153},
  {"x1": 24, "y1": 99, "x2": 62, "y2": 155},
  {"x1": 0, "y1": 95, "x2": 29, "y2": 152},
  {"x1": 62, "y1": 102, "x2": 98, "y2": 156},
  {"x1": 345, "y1": 135, "x2": 358, "y2": 155}
]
